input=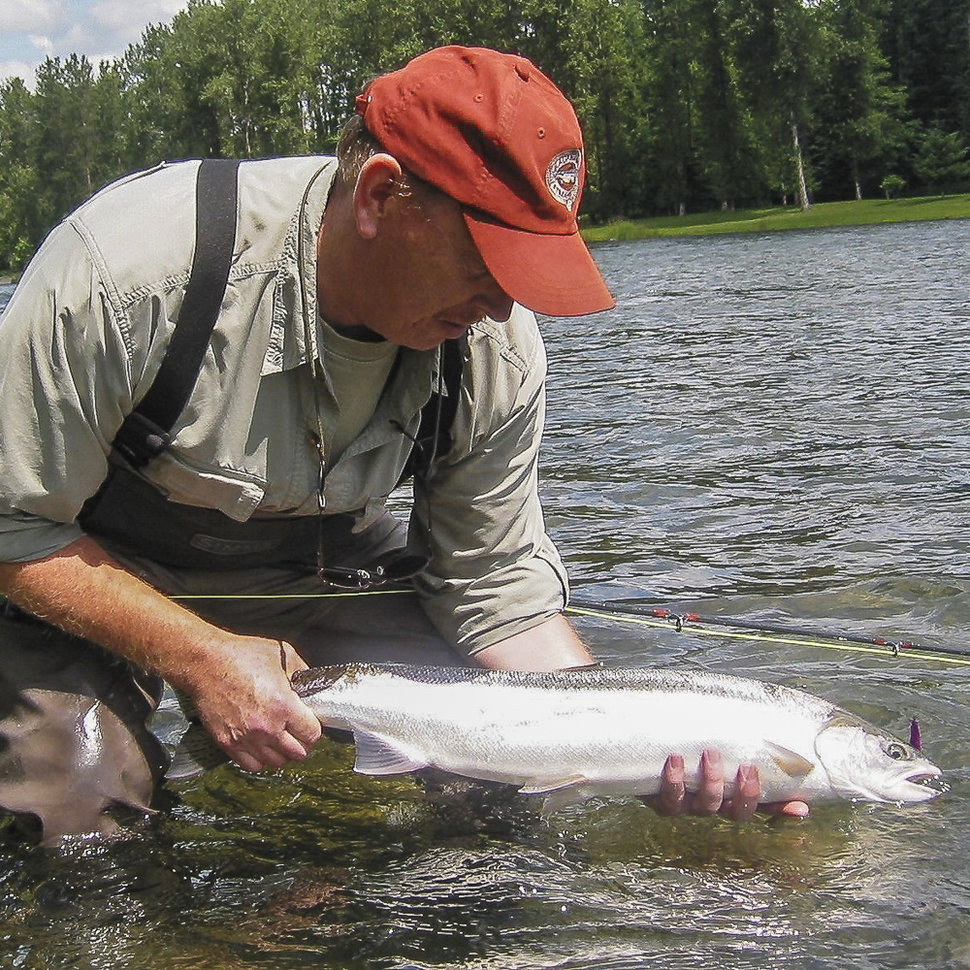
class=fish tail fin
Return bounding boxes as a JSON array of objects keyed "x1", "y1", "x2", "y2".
[{"x1": 166, "y1": 721, "x2": 231, "y2": 780}]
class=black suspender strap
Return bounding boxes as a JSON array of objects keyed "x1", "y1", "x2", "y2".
[
  {"x1": 112, "y1": 158, "x2": 241, "y2": 468},
  {"x1": 399, "y1": 336, "x2": 465, "y2": 485},
  {"x1": 427, "y1": 336, "x2": 464, "y2": 466}
]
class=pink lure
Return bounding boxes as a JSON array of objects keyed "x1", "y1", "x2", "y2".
[{"x1": 909, "y1": 718, "x2": 922, "y2": 752}]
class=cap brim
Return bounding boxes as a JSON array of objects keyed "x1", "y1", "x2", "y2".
[{"x1": 464, "y1": 211, "x2": 615, "y2": 317}]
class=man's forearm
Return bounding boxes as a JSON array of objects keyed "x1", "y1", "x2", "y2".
[
  {"x1": 0, "y1": 535, "x2": 233, "y2": 692},
  {"x1": 0, "y1": 535, "x2": 323, "y2": 770},
  {"x1": 473, "y1": 612, "x2": 595, "y2": 671}
]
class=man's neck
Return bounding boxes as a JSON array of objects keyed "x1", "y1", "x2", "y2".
[
  {"x1": 329, "y1": 322, "x2": 386, "y2": 343},
  {"x1": 315, "y1": 184, "x2": 362, "y2": 334}
]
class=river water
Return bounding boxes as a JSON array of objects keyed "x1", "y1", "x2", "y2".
[{"x1": 1, "y1": 219, "x2": 968, "y2": 968}]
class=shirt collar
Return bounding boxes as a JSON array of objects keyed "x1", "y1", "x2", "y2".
[{"x1": 262, "y1": 159, "x2": 337, "y2": 375}]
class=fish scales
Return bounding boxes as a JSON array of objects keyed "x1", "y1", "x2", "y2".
[{"x1": 291, "y1": 662, "x2": 942, "y2": 810}]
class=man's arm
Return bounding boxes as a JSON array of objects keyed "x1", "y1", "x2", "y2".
[
  {"x1": 0, "y1": 536, "x2": 321, "y2": 772},
  {"x1": 474, "y1": 612, "x2": 594, "y2": 671}
]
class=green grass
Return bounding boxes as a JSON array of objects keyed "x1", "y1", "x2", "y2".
[{"x1": 582, "y1": 193, "x2": 970, "y2": 242}]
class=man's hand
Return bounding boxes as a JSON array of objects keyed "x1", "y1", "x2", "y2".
[
  {"x1": 179, "y1": 637, "x2": 322, "y2": 774},
  {"x1": 645, "y1": 749, "x2": 810, "y2": 820}
]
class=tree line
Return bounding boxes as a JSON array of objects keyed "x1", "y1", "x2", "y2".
[{"x1": 1, "y1": 0, "x2": 969, "y2": 272}]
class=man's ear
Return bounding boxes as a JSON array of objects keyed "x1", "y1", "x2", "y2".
[{"x1": 353, "y1": 153, "x2": 405, "y2": 239}]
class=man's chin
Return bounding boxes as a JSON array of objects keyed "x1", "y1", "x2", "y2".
[{"x1": 437, "y1": 320, "x2": 473, "y2": 341}]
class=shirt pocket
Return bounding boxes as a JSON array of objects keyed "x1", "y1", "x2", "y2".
[{"x1": 148, "y1": 451, "x2": 267, "y2": 522}]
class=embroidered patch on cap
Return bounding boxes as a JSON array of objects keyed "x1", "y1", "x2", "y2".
[{"x1": 545, "y1": 149, "x2": 583, "y2": 211}]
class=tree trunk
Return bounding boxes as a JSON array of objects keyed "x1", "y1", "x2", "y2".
[{"x1": 791, "y1": 116, "x2": 810, "y2": 210}]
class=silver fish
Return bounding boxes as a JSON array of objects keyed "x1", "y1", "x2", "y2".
[{"x1": 292, "y1": 663, "x2": 943, "y2": 812}]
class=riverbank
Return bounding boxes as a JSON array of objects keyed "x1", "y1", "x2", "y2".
[
  {"x1": 582, "y1": 193, "x2": 970, "y2": 242},
  {"x1": 3, "y1": 194, "x2": 969, "y2": 284}
]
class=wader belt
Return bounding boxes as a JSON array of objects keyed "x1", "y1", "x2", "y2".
[{"x1": 80, "y1": 465, "x2": 385, "y2": 572}]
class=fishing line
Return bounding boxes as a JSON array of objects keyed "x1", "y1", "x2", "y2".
[
  {"x1": 567, "y1": 599, "x2": 970, "y2": 668},
  {"x1": 173, "y1": 590, "x2": 407, "y2": 600}
]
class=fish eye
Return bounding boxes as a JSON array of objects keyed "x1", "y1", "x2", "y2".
[{"x1": 886, "y1": 742, "x2": 908, "y2": 760}]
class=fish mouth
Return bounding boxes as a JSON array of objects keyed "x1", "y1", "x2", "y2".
[{"x1": 900, "y1": 767, "x2": 946, "y2": 801}]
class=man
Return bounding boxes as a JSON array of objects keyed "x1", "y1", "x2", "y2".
[{"x1": 0, "y1": 46, "x2": 802, "y2": 840}]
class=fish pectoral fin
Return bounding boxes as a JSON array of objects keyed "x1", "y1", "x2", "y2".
[
  {"x1": 351, "y1": 728, "x2": 428, "y2": 776},
  {"x1": 764, "y1": 741, "x2": 815, "y2": 778},
  {"x1": 519, "y1": 775, "x2": 594, "y2": 817}
]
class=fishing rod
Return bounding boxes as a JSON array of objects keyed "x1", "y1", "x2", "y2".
[
  {"x1": 172, "y1": 589, "x2": 970, "y2": 667},
  {"x1": 566, "y1": 597, "x2": 970, "y2": 666}
]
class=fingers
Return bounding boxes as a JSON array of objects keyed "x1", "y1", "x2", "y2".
[
  {"x1": 235, "y1": 730, "x2": 313, "y2": 773},
  {"x1": 760, "y1": 800, "x2": 811, "y2": 818},
  {"x1": 723, "y1": 764, "x2": 761, "y2": 821},
  {"x1": 691, "y1": 749, "x2": 725, "y2": 816},
  {"x1": 644, "y1": 751, "x2": 720, "y2": 817},
  {"x1": 222, "y1": 714, "x2": 321, "y2": 773},
  {"x1": 656, "y1": 754, "x2": 687, "y2": 815},
  {"x1": 280, "y1": 640, "x2": 310, "y2": 675},
  {"x1": 646, "y1": 750, "x2": 810, "y2": 820}
]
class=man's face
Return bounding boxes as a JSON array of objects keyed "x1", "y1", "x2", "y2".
[{"x1": 362, "y1": 187, "x2": 515, "y2": 350}]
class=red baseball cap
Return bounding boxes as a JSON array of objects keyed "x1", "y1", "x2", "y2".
[{"x1": 355, "y1": 46, "x2": 615, "y2": 317}]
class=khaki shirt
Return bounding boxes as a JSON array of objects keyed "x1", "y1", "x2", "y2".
[{"x1": 0, "y1": 157, "x2": 568, "y2": 654}]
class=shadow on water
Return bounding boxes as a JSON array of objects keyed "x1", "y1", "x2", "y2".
[{"x1": 2, "y1": 222, "x2": 970, "y2": 967}]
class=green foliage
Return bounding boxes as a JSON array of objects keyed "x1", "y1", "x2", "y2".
[
  {"x1": 880, "y1": 173, "x2": 906, "y2": 198},
  {"x1": 913, "y1": 127, "x2": 970, "y2": 194},
  {"x1": 0, "y1": 0, "x2": 968, "y2": 271}
]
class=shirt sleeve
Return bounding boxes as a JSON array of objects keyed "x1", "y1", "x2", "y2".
[
  {"x1": 410, "y1": 306, "x2": 569, "y2": 655},
  {"x1": 0, "y1": 217, "x2": 135, "y2": 562}
]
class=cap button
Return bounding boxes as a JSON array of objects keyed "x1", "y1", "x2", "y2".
[{"x1": 515, "y1": 60, "x2": 531, "y2": 81}]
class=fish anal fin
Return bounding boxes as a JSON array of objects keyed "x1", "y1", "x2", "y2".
[
  {"x1": 764, "y1": 740, "x2": 815, "y2": 778},
  {"x1": 519, "y1": 774, "x2": 590, "y2": 796},
  {"x1": 352, "y1": 728, "x2": 428, "y2": 776},
  {"x1": 519, "y1": 775, "x2": 594, "y2": 817}
]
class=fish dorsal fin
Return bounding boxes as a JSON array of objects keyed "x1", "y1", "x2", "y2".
[
  {"x1": 764, "y1": 741, "x2": 815, "y2": 778},
  {"x1": 352, "y1": 728, "x2": 428, "y2": 776}
]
